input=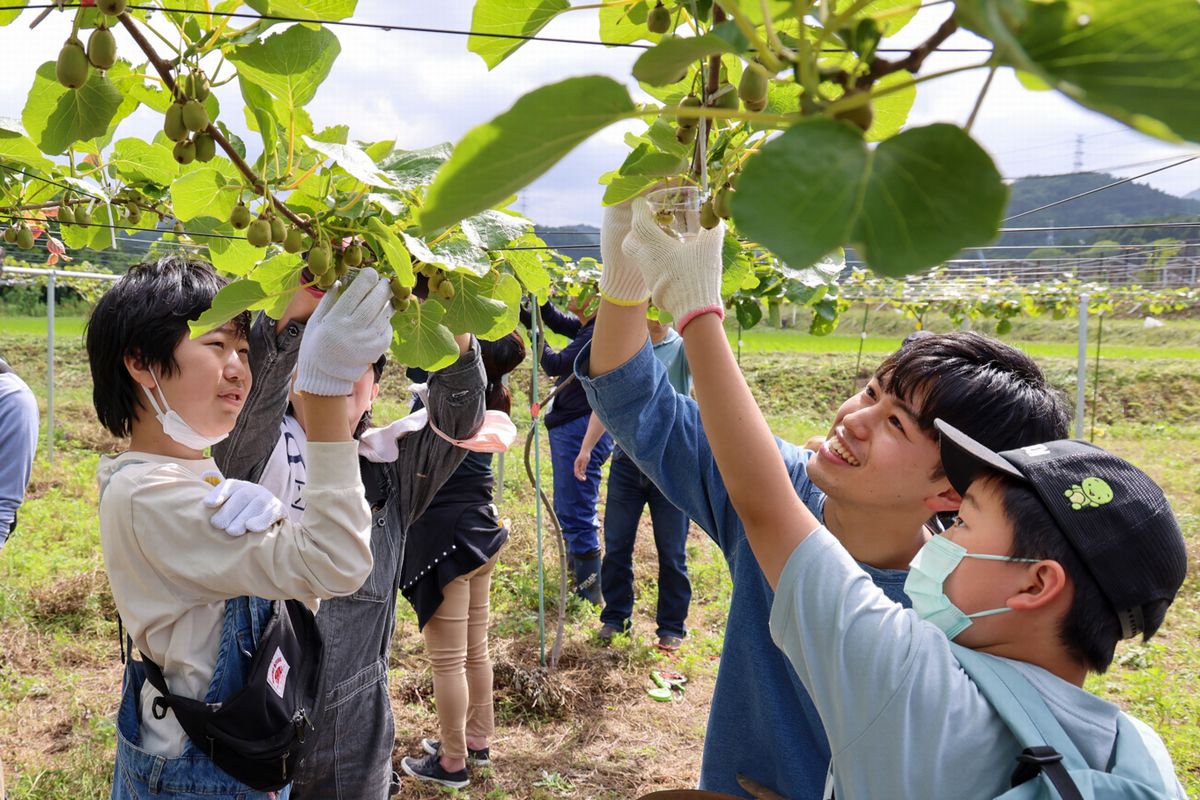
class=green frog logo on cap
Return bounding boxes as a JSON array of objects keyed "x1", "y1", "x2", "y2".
[{"x1": 1064, "y1": 477, "x2": 1114, "y2": 510}]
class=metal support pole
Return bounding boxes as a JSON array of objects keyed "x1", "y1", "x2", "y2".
[
  {"x1": 530, "y1": 297, "x2": 545, "y2": 666},
  {"x1": 1073, "y1": 293, "x2": 1089, "y2": 439},
  {"x1": 47, "y1": 271, "x2": 56, "y2": 464}
]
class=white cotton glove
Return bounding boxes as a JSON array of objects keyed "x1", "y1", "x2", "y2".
[
  {"x1": 622, "y1": 198, "x2": 726, "y2": 332},
  {"x1": 204, "y1": 479, "x2": 285, "y2": 536},
  {"x1": 599, "y1": 200, "x2": 651, "y2": 306},
  {"x1": 294, "y1": 266, "x2": 394, "y2": 396}
]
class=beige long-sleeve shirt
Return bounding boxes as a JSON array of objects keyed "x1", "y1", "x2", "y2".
[{"x1": 97, "y1": 441, "x2": 372, "y2": 757}]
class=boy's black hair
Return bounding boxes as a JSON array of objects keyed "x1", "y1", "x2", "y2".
[
  {"x1": 86, "y1": 255, "x2": 249, "y2": 438},
  {"x1": 873, "y1": 332, "x2": 1070, "y2": 475},
  {"x1": 994, "y1": 475, "x2": 1123, "y2": 672}
]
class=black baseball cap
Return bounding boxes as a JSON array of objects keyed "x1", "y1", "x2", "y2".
[{"x1": 935, "y1": 419, "x2": 1187, "y2": 641}]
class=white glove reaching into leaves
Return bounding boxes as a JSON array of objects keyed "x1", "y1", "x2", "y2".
[
  {"x1": 295, "y1": 266, "x2": 394, "y2": 396},
  {"x1": 599, "y1": 200, "x2": 651, "y2": 306},
  {"x1": 622, "y1": 198, "x2": 726, "y2": 331},
  {"x1": 205, "y1": 478, "x2": 285, "y2": 537}
]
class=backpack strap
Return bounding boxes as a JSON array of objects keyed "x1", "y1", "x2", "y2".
[{"x1": 951, "y1": 644, "x2": 1088, "y2": 799}]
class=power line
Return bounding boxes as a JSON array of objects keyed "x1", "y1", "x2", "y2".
[
  {"x1": 1, "y1": 3, "x2": 996, "y2": 53},
  {"x1": 1004, "y1": 157, "x2": 1199, "y2": 222},
  {"x1": 1006, "y1": 152, "x2": 1200, "y2": 181},
  {"x1": 0, "y1": 163, "x2": 106, "y2": 202}
]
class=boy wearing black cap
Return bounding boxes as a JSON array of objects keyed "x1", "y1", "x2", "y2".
[{"x1": 653, "y1": 303, "x2": 1188, "y2": 797}]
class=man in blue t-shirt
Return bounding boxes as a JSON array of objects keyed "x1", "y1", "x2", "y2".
[{"x1": 573, "y1": 201, "x2": 1073, "y2": 798}]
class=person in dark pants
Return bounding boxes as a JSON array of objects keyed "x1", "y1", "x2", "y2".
[
  {"x1": 521, "y1": 295, "x2": 612, "y2": 603},
  {"x1": 594, "y1": 318, "x2": 693, "y2": 651},
  {"x1": 398, "y1": 332, "x2": 526, "y2": 790}
]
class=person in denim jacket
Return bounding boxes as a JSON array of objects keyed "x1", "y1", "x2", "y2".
[
  {"x1": 573, "y1": 201, "x2": 1072, "y2": 798},
  {"x1": 213, "y1": 275, "x2": 485, "y2": 800}
]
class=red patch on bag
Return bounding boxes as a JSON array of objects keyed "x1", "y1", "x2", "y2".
[{"x1": 267, "y1": 647, "x2": 289, "y2": 698}]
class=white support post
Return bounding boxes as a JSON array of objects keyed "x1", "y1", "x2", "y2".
[
  {"x1": 47, "y1": 271, "x2": 56, "y2": 464},
  {"x1": 1074, "y1": 293, "x2": 1089, "y2": 439}
]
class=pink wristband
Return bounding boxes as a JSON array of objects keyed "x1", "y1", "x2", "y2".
[{"x1": 675, "y1": 305, "x2": 725, "y2": 334}]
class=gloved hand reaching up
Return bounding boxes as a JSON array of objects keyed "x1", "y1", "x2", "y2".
[
  {"x1": 599, "y1": 199, "x2": 651, "y2": 306},
  {"x1": 205, "y1": 478, "x2": 285, "y2": 536},
  {"x1": 294, "y1": 267, "x2": 394, "y2": 396},
  {"x1": 621, "y1": 198, "x2": 725, "y2": 332}
]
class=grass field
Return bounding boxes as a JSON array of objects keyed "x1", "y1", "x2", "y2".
[{"x1": 0, "y1": 325, "x2": 1198, "y2": 798}]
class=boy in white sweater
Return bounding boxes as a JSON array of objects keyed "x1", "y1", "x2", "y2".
[{"x1": 88, "y1": 256, "x2": 392, "y2": 798}]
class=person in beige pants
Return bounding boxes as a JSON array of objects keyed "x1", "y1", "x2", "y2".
[{"x1": 399, "y1": 333, "x2": 526, "y2": 789}]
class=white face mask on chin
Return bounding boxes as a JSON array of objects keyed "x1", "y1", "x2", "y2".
[{"x1": 141, "y1": 372, "x2": 228, "y2": 451}]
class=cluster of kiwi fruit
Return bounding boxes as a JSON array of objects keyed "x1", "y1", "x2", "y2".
[
  {"x1": 3, "y1": 223, "x2": 35, "y2": 250},
  {"x1": 416, "y1": 261, "x2": 456, "y2": 304},
  {"x1": 164, "y1": 69, "x2": 215, "y2": 165},
  {"x1": 699, "y1": 183, "x2": 735, "y2": 230},
  {"x1": 230, "y1": 202, "x2": 311, "y2": 256},
  {"x1": 54, "y1": 198, "x2": 93, "y2": 228},
  {"x1": 55, "y1": 0, "x2": 126, "y2": 89}
]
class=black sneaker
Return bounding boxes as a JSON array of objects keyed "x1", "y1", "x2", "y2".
[
  {"x1": 596, "y1": 622, "x2": 626, "y2": 645},
  {"x1": 401, "y1": 752, "x2": 470, "y2": 789},
  {"x1": 421, "y1": 737, "x2": 492, "y2": 767}
]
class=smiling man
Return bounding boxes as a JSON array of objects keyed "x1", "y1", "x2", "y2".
[{"x1": 571, "y1": 201, "x2": 1073, "y2": 799}]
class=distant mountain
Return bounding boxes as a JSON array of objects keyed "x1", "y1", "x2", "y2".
[
  {"x1": 1186, "y1": 187, "x2": 1200, "y2": 202},
  {"x1": 535, "y1": 224, "x2": 600, "y2": 262},
  {"x1": 992, "y1": 172, "x2": 1200, "y2": 249}
]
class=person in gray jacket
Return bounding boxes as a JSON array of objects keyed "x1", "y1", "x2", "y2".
[{"x1": 212, "y1": 274, "x2": 486, "y2": 800}]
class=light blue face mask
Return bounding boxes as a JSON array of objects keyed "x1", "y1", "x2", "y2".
[{"x1": 904, "y1": 533, "x2": 1039, "y2": 640}]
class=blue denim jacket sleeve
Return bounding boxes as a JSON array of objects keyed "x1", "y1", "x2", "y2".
[{"x1": 575, "y1": 339, "x2": 813, "y2": 553}]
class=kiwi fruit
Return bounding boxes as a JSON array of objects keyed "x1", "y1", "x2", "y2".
[
  {"x1": 193, "y1": 133, "x2": 216, "y2": 163},
  {"x1": 711, "y1": 83, "x2": 739, "y2": 111},
  {"x1": 173, "y1": 138, "x2": 196, "y2": 165},
  {"x1": 677, "y1": 94, "x2": 702, "y2": 129},
  {"x1": 183, "y1": 70, "x2": 210, "y2": 102},
  {"x1": 834, "y1": 100, "x2": 874, "y2": 132},
  {"x1": 317, "y1": 270, "x2": 337, "y2": 291},
  {"x1": 87, "y1": 26, "x2": 117, "y2": 70},
  {"x1": 181, "y1": 100, "x2": 209, "y2": 133},
  {"x1": 269, "y1": 216, "x2": 286, "y2": 244},
  {"x1": 56, "y1": 39, "x2": 89, "y2": 89},
  {"x1": 15, "y1": 225, "x2": 33, "y2": 250},
  {"x1": 334, "y1": 255, "x2": 348, "y2": 279},
  {"x1": 98, "y1": 0, "x2": 128, "y2": 15},
  {"x1": 283, "y1": 227, "x2": 305, "y2": 254},
  {"x1": 58, "y1": 205, "x2": 75, "y2": 225},
  {"x1": 393, "y1": 296, "x2": 411, "y2": 313},
  {"x1": 307, "y1": 242, "x2": 332, "y2": 275},
  {"x1": 437, "y1": 280, "x2": 456, "y2": 301},
  {"x1": 126, "y1": 203, "x2": 141, "y2": 225},
  {"x1": 3, "y1": 227, "x2": 16, "y2": 244},
  {"x1": 75, "y1": 207, "x2": 92, "y2": 227},
  {"x1": 390, "y1": 278, "x2": 411, "y2": 300},
  {"x1": 646, "y1": 1, "x2": 671, "y2": 34},
  {"x1": 246, "y1": 218, "x2": 272, "y2": 248},
  {"x1": 230, "y1": 203, "x2": 251, "y2": 230},
  {"x1": 164, "y1": 103, "x2": 188, "y2": 142},
  {"x1": 675, "y1": 124, "x2": 697, "y2": 145},
  {"x1": 343, "y1": 244, "x2": 363, "y2": 267},
  {"x1": 713, "y1": 184, "x2": 734, "y2": 219},
  {"x1": 700, "y1": 200, "x2": 719, "y2": 230},
  {"x1": 738, "y1": 67, "x2": 769, "y2": 112}
]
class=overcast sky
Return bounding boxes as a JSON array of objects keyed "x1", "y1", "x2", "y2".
[{"x1": 2, "y1": 2, "x2": 1197, "y2": 226}]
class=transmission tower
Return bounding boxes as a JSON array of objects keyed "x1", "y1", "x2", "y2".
[{"x1": 1073, "y1": 134, "x2": 1084, "y2": 172}]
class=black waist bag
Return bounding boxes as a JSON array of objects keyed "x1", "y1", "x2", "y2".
[{"x1": 140, "y1": 599, "x2": 325, "y2": 791}]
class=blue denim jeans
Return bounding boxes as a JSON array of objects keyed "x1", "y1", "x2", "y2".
[
  {"x1": 600, "y1": 452, "x2": 692, "y2": 639},
  {"x1": 111, "y1": 597, "x2": 287, "y2": 800},
  {"x1": 547, "y1": 414, "x2": 612, "y2": 556}
]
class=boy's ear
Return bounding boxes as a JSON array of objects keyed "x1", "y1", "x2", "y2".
[
  {"x1": 1008, "y1": 561, "x2": 1070, "y2": 612},
  {"x1": 124, "y1": 352, "x2": 156, "y2": 390},
  {"x1": 923, "y1": 483, "x2": 961, "y2": 514},
  {"x1": 370, "y1": 383, "x2": 380, "y2": 402}
]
